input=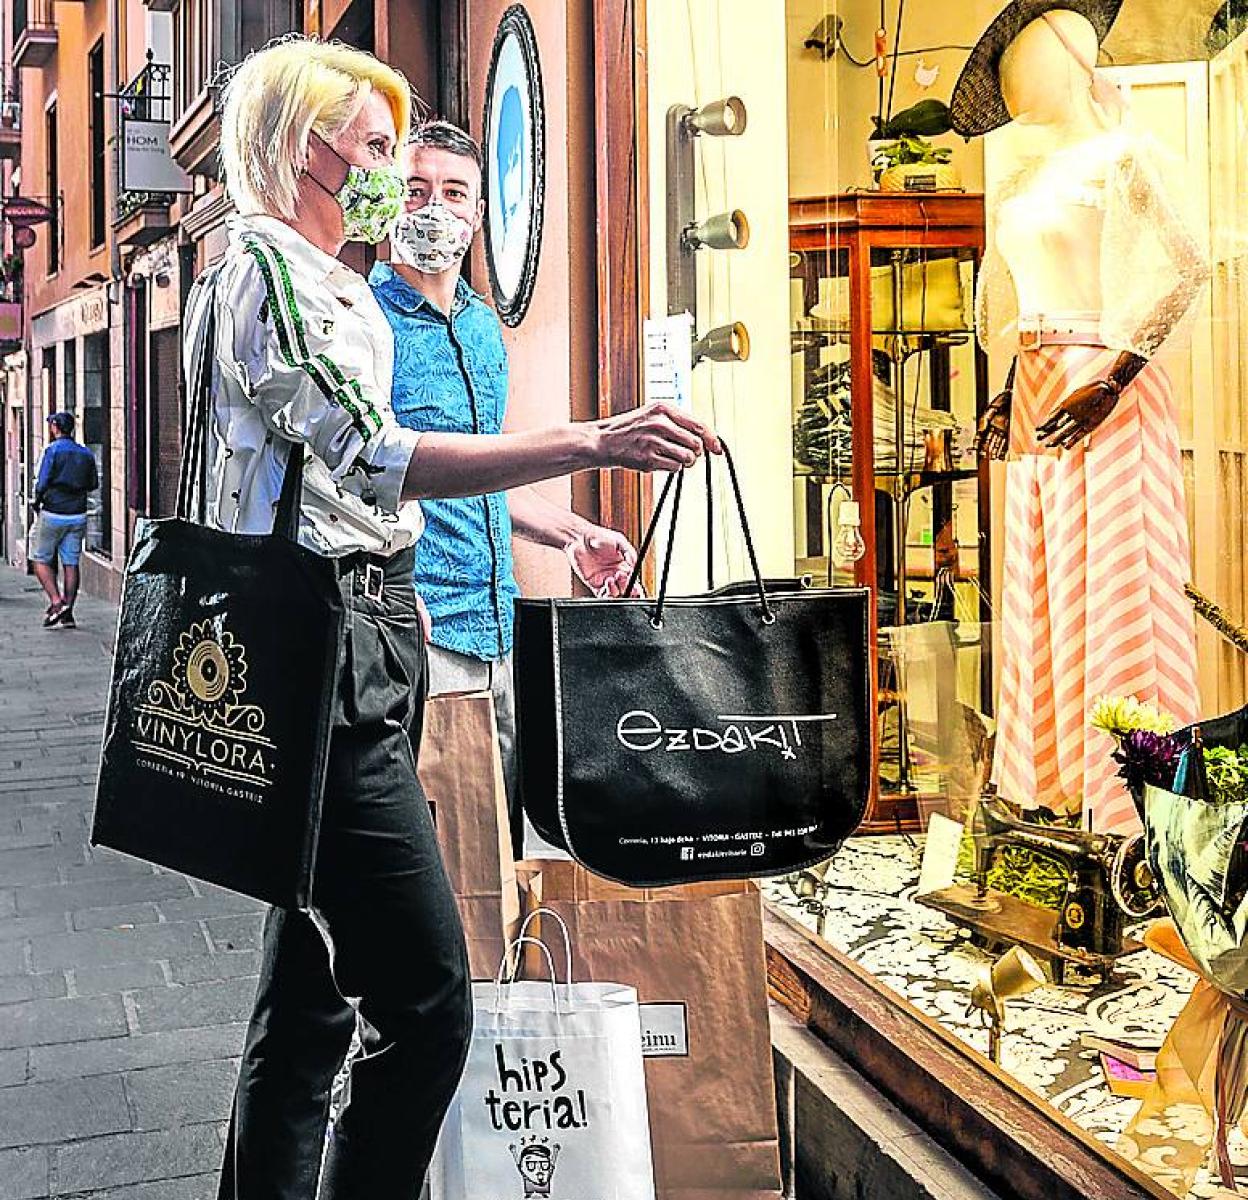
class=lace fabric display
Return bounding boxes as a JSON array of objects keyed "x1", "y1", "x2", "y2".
[{"x1": 976, "y1": 129, "x2": 1211, "y2": 360}]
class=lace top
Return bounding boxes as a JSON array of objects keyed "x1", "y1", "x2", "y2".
[{"x1": 976, "y1": 129, "x2": 1210, "y2": 359}]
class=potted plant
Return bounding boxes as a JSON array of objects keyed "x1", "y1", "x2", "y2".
[{"x1": 870, "y1": 100, "x2": 961, "y2": 193}]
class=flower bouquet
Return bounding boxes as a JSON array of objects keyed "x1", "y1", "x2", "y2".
[{"x1": 1093, "y1": 696, "x2": 1248, "y2": 1193}]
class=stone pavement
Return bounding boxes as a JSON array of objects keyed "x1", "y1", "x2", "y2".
[{"x1": 0, "y1": 564, "x2": 262, "y2": 1199}]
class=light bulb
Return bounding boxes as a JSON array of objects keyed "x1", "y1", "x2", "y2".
[{"x1": 832, "y1": 500, "x2": 867, "y2": 566}]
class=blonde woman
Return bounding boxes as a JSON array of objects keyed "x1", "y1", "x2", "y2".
[{"x1": 205, "y1": 37, "x2": 719, "y2": 1198}]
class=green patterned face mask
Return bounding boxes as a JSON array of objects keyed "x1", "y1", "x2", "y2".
[
  {"x1": 335, "y1": 162, "x2": 405, "y2": 245},
  {"x1": 308, "y1": 133, "x2": 405, "y2": 245}
]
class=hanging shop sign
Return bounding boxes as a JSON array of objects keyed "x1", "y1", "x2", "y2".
[
  {"x1": 483, "y1": 4, "x2": 545, "y2": 327},
  {"x1": 120, "y1": 119, "x2": 193, "y2": 194},
  {"x1": 0, "y1": 302, "x2": 22, "y2": 342},
  {"x1": 2, "y1": 196, "x2": 53, "y2": 227}
]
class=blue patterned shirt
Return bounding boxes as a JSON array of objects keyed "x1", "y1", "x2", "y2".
[{"x1": 369, "y1": 262, "x2": 519, "y2": 661}]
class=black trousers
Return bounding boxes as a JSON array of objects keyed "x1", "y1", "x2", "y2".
[{"x1": 217, "y1": 548, "x2": 472, "y2": 1199}]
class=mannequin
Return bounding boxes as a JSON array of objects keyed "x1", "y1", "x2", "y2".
[{"x1": 972, "y1": 10, "x2": 1208, "y2": 834}]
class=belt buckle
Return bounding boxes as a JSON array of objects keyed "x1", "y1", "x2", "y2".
[
  {"x1": 361, "y1": 562, "x2": 385, "y2": 603},
  {"x1": 1018, "y1": 315, "x2": 1043, "y2": 352}
]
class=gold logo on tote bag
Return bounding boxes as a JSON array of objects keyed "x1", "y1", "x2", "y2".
[{"x1": 133, "y1": 620, "x2": 277, "y2": 802}]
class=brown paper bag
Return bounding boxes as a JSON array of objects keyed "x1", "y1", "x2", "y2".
[
  {"x1": 417, "y1": 691, "x2": 519, "y2": 979},
  {"x1": 524, "y1": 861, "x2": 782, "y2": 1200}
]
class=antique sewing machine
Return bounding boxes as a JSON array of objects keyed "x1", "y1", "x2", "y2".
[{"x1": 919, "y1": 797, "x2": 1164, "y2": 984}]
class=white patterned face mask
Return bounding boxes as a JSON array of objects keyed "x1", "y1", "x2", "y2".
[{"x1": 389, "y1": 200, "x2": 474, "y2": 273}]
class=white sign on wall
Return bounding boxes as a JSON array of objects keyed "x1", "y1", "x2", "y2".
[{"x1": 121, "y1": 119, "x2": 192, "y2": 194}]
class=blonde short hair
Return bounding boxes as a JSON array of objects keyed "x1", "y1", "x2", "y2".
[{"x1": 219, "y1": 36, "x2": 413, "y2": 220}]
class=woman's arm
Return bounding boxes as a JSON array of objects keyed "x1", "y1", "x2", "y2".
[{"x1": 400, "y1": 402, "x2": 719, "y2": 501}]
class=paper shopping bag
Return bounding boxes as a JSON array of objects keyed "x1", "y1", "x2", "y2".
[
  {"x1": 417, "y1": 691, "x2": 520, "y2": 979},
  {"x1": 430, "y1": 913, "x2": 657, "y2": 1200},
  {"x1": 525, "y1": 862, "x2": 782, "y2": 1200}
]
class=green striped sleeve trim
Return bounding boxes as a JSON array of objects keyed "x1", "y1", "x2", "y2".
[
  {"x1": 242, "y1": 235, "x2": 380, "y2": 444},
  {"x1": 315, "y1": 353, "x2": 383, "y2": 435}
]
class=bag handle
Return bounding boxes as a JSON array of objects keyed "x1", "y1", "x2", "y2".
[
  {"x1": 515, "y1": 907, "x2": 574, "y2": 985},
  {"x1": 493, "y1": 935, "x2": 563, "y2": 1016},
  {"x1": 175, "y1": 276, "x2": 304, "y2": 542},
  {"x1": 623, "y1": 440, "x2": 774, "y2": 629}
]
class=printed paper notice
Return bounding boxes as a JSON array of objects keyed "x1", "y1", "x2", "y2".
[
  {"x1": 917, "y1": 813, "x2": 963, "y2": 896},
  {"x1": 643, "y1": 313, "x2": 694, "y2": 411}
]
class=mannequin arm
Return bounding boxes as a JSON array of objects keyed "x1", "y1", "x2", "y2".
[
  {"x1": 975, "y1": 358, "x2": 1016, "y2": 461},
  {"x1": 1036, "y1": 351, "x2": 1146, "y2": 449}
]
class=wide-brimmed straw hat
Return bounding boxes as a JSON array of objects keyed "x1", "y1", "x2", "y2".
[{"x1": 949, "y1": 0, "x2": 1125, "y2": 138}]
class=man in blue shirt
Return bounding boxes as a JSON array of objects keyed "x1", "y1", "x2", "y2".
[
  {"x1": 370, "y1": 121, "x2": 638, "y2": 854},
  {"x1": 30, "y1": 411, "x2": 99, "y2": 629}
]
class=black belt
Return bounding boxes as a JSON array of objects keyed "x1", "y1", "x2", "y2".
[{"x1": 336, "y1": 547, "x2": 416, "y2": 604}]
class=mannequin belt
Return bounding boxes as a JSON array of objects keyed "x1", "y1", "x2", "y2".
[{"x1": 1015, "y1": 313, "x2": 1106, "y2": 351}]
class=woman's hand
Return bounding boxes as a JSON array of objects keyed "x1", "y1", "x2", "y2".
[
  {"x1": 564, "y1": 526, "x2": 641, "y2": 597},
  {"x1": 592, "y1": 403, "x2": 722, "y2": 473},
  {"x1": 1036, "y1": 381, "x2": 1120, "y2": 450}
]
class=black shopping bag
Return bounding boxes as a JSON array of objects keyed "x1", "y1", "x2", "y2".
[
  {"x1": 91, "y1": 281, "x2": 342, "y2": 908},
  {"x1": 515, "y1": 448, "x2": 872, "y2": 886}
]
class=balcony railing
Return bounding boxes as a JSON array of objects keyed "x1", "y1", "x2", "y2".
[
  {"x1": 13, "y1": 0, "x2": 57, "y2": 70},
  {"x1": 0, "y1": 68, "x2": 20, "y2": 162},
  {"x1": 114, "y1": 54, "x2": 178, "y2": 245}
]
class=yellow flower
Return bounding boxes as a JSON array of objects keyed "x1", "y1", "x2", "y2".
[{"x1": 1089, "y1": 694, "x2": 1176, "y2": 739}]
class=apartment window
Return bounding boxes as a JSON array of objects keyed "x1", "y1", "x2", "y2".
[
  {"x1": 173, "y1": 0, "x2": 297, "y2": 123},
  {"x1": 89, "y1": 40, "x2": 106, "y2": 249},
  {"x1": 44, "y1": 101, "x2": 58, "y2": 274}
]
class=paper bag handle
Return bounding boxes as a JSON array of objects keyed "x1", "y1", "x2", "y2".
[
  {"x1": 493, "y1": 936, "x2": 563, "y2": 1015},
  {"x1": 515, "y1": 907, "x2": 574, "y2": 984}
]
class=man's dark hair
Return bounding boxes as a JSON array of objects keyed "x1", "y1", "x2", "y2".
[
  {"x1": 48, "y1": 411, "x2": 74, "y2": 436},
  {"x1": 408, "y1": 119, "x2": 483, "y2": 173}
]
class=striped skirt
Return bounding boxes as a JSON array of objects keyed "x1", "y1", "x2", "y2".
[{"x1": 990, "y1": 343, "x2": 1199, "y2": 834}]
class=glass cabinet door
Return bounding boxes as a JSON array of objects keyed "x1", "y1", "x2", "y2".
[{"x1": 790, "y1": 221, "x2": 992, "y2": 829}]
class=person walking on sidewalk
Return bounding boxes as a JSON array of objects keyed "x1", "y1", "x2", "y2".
[
  {"x1": 206, "y1": 37, "x2": 719, "y2": 1200},
  {"x1": 371, "y1": 120, "x2": 639, "y2": 857},
  {"x1": 29, "y1": 411, "x2": 98, "y2": 629}
]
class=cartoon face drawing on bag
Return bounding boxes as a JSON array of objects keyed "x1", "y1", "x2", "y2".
[{"x1": 510, "y1": 1137, "x2": 560, "y2": 1197}]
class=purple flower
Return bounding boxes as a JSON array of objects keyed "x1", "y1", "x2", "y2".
[{"x1": 1113, "y1": 729, "x2": 1186, "y2": 795}]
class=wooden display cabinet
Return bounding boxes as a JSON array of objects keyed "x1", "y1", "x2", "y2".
[{"x1": 789, "y1": 193, "x2": 992, "y2": 832}]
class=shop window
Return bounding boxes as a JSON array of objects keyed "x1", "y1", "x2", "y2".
[
  {"x1": 39, "y1": 346, "x2": 55, "y2": 421},
  {"x1": 83, "y1": 331, "x2": 110, "y2": 556},
  {"x1": 643, "y1": 2, "x2": 1248, "y2": 1193},
  {"x1": 150, "y1": 327, "x2": 181, "y2": 518},
  {"x1": 60, "y1": 338, "x2": 76, "y2": 417}
]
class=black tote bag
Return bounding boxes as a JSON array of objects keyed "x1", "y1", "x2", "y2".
[
  {"x1": 91, "y1": 280, "x2": 343, "y2": 908},
  {"x1": 515, "y1": 446, "x2": 872, "y2": 886}
]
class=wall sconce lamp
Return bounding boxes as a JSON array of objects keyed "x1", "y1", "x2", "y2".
[
  {"x1": 693, "y1": 321, "x2": 750, "y2": 366},
  {"x1": 968, "y1": 946, "x2": 1046, "y2": 1064},
  {"x1": 683, "y1": 209, "x2": 750, "y2": 254},
  {"x1": 666, "y1": 96, "x2": 751, "y2": 334},
  {"x1": 682, "y1": 96, "x2": 748, "y2": 138}
]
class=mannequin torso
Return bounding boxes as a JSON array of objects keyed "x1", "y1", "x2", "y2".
[{"x1": 996, "y1": 135, "x2": 1114, "y2": 318}]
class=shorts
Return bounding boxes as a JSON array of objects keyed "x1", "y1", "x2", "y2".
[{"x1": 30, "y1": 512, "x2": 88, "y2": 567}]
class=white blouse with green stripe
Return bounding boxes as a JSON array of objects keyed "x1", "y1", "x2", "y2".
[{"x1": 184, "y1": 213, "x2": 424, "y2": 558}]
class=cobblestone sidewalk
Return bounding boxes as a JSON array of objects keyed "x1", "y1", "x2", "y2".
[{"x1": 0, "y1": 564, "x2": 261, "y2": 1199}]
